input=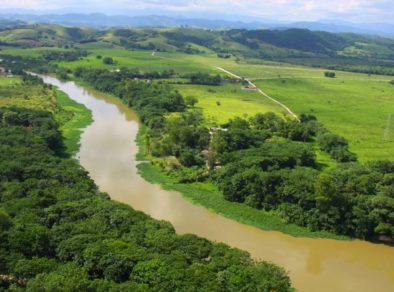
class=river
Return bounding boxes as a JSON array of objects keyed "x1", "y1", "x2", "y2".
[{"x1": 41, "y1": 75, "x2": 394, "y2": 292}]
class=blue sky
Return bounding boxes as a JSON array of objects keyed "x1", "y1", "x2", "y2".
[{"x1": 1, "y1": 0, "x2": 394, "y2": 23}]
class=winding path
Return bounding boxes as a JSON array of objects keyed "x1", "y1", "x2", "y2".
[{"x1": 215, "y1": 66, "x2": 300, "y2": 121}]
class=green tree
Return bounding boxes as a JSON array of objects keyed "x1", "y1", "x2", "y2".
[
  {"x1": 185, "y1": 96, "x2": 198, "y2": 107},
  {"x1": 102, "y1": 57, "x2": 114, "y2": 65}
]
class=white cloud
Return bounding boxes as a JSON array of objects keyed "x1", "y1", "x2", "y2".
[{"x1": 1, "y1": 0, "x2": 393, "y2": 23}]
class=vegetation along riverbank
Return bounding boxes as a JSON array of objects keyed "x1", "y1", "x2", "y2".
[{"x1": 73, "y1": 67, "x2": 393, "y2": 243}]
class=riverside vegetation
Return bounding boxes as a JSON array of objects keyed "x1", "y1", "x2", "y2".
[
  {"x1": 74, "y1": 67, "x2": 394, "y2": 243},
  {"x1": 0, "y1": 75, "x2": 292, "y2": 290}
]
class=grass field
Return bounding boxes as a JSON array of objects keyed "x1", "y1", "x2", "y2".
[{"x1": 175, "y1": 83, "x2": 285, "y2": 124}]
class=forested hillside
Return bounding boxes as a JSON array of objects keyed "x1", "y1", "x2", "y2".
[
  {"x1": 0, "y1": 24, "x2": 393, "y2": 75},
  {"x1": 0, "y1": 77, "x2": 292, "y2": 291}
]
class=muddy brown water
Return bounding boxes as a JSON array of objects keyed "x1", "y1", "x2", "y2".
[{"x1": 42, "y1": 76, "x2": 394, "y2": 292}]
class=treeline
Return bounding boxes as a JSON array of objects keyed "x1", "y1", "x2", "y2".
[
  {"x1": 42, "y1": 50, "x2": 88, "y2": 62},
  {"x1": 75, "y1": 68, "x2": 185, "y2": 128},
  {"x1": 75, "y1": 67, "x2": 222, "y2": 86},
  {"x1": 75, "y1": 68, "x2": 393, "y2": 242},
  {"x1": 0, "y1": 105, "x2": 291, "y2": 290},
  {"x1": 74, "y1": 67, "x2": 175, "y2": 81},
  {"x1": 282, "y1": 57, "x2": 394, "y2": 76},
  {"x1": 0, "y1": 55, "x2": 47, "y2": 75},
  {"x1": 212, "y1": 114, "x2": 393, "y2": 241},
  {"x1": 183, "y1": 72, "x2": 222, "y2": 86}
]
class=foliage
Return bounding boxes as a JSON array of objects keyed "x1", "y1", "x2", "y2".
[
  {"x1": 184, "y1": 72, "x2": 222, "y2": 85},
  {"x1": 102, "y1": 56, "x2": 114, "y2": 65},
  {"x1": 317, "y1": 132, "x2": 357, "y2": 162},
  {"x1": 0, "y1": 105, "x2": 291, "y2": 290},
  {"x1": 324, "y1": 71, "x2": 336, "y2": 78}
]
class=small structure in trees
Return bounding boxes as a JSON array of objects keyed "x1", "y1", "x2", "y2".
[
  {"x1": 0, "y1": 67, "x2": 6, "y2": 76},
  {"x1": 241, "y1": 85, "x2": 257, "y2": 91}
]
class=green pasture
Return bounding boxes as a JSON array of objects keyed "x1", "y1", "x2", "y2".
[{"x1": 175, "y1": 83, "x2": 284, "y2": 124}]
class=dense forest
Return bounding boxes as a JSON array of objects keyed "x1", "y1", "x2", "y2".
[
  {"x1": 0, "y1": 79, "x2": 292, "y2": 290},
  {"x1": 76, "y1": 67, "x2": 394, "y2": 243}
]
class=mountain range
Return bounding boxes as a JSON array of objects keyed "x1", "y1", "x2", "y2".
[{"x1": 0, "y1": 13, "x2": 393, "y2": 37}]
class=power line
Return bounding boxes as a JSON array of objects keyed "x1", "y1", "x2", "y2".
[{"x1": 383, "y1": 113, "x2": 392, "y2": 142}]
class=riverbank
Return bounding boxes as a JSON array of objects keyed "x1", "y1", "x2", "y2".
[
  {"x1": 55, "y1": 89, "x2": 93, "y2": 155},
  {"x1": 135, "y1": 129, "x2": 347, "y2": 240}
]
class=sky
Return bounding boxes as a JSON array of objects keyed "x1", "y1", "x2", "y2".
[{"x1": 1, "y1": 0, "x2": 394, "y2": 23}]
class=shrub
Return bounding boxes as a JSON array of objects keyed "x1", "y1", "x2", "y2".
[{"x1": 324, "y1": 71, "x2": 336, "y2": 78}]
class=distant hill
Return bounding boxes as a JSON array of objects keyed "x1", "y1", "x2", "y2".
[
  {"x1": 0, "y1": 13, "x2": 393, "y2": 37},
  {"x1": 0, "y1": 18, "x2": 25, "y2": 29},
  {"x1": 0, "y1": 24, "x2": 393, "y2": 75}
]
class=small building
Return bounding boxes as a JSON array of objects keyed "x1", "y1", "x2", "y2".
[
  {"x1": 241, "y1": 85, "x2": 257, "y2": 91},
  {"x1": 0, "y1": 67, "x2": 6, "y2": 76}
]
